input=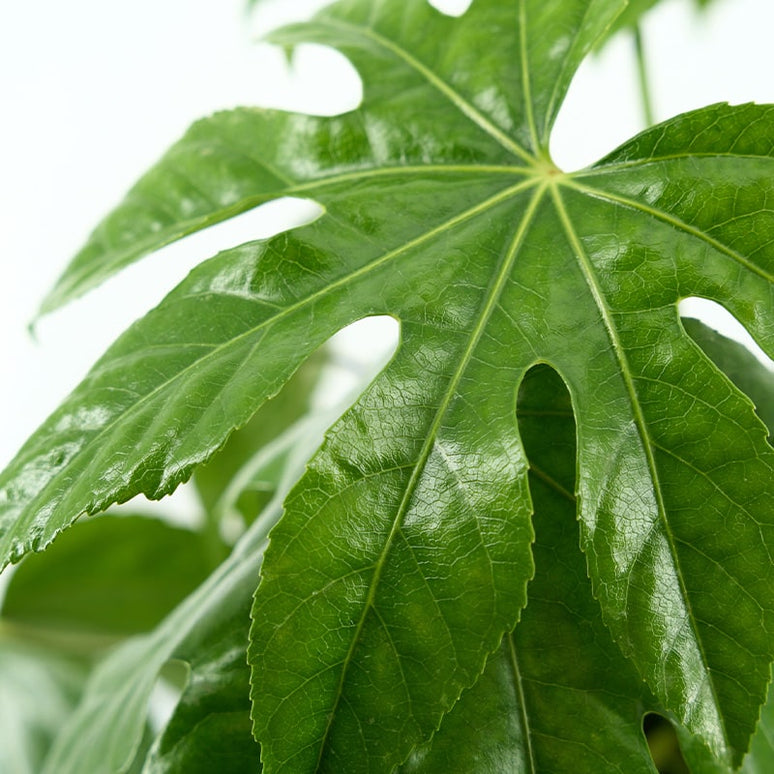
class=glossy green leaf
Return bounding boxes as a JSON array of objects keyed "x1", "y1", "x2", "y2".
[
  {"x1": 2, "y1": 515, "x2": 212, "y2": 636},
  {"x1": 0, "y1": 642, "x2": 85, "y2": 774},
  {"x1": 40, "y1": 414, "x2": 329, "y2": 774},
  {"x1": 0, "y1": 1, "x2": 773, "y2": 771}
]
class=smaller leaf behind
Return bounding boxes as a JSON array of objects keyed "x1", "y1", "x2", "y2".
[
  {"x1": 40, "y1": 413, "x2": 331, "y2": 774},
  {"x1": 141, "y1": 588, "x2": 260, "y2": 774},
  {"x1": 194, "y1": 350, "x2": 325, "y2": 522},
  {"x1": 2, "y1": 515, "x2": 212, "y2": 637}
]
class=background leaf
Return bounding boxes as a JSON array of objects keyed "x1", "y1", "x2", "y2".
[
  {"x1": 194, "y1": 350, "x2": 325, "y2": 525},
  {"x1": 40, "y1": 414, "x2": 328, "y2": 774},
  {"x1": 2, "y1": 515, "x2": 212, "y2": 637},
  {"x1": 140, "y1": 587, "x2": 260, "y2": 774},
  {"x1": 0, "y1": 642, "x2": 86, "y2": 774},
  {"x1": 604, "y1": 0, "x2": 718, "y2": 39}
]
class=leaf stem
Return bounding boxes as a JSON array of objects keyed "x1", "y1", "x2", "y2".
[{"x1": 633, "y1": 24, "x2": 655, "y2": 127}]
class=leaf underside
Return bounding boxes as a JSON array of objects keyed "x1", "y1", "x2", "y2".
[{"x1": 1, "y1": 0, "x2": 774, "y2": 771}]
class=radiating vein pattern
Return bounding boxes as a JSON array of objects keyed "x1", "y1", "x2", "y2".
[{"x1": 1, "y1": 2, "x2": 773, "y2": 773}]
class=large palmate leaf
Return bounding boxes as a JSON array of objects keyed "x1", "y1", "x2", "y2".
[{"x1": 2, "y1": 0, "x2": 774, "y2": 771}]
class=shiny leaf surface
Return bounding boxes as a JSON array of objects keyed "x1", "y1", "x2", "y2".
[{"x1": 0, "y1": 1, "x2": 772, "y2": 771}]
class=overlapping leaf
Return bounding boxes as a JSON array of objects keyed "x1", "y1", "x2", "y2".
[
  {"x1": 38, "y1": 412, "x2": 328, "y2": 774},
  {"x1": 2, "y1": 515, "x2": 212, "y2": 637},
  {"x1": 1, "y1": 0, "x2": 773, "y2": 771},
  {"x1": 743, "y1": 681, "x2": 774, "y2": 774}
]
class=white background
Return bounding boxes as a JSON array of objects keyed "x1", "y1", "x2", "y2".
[{"x1": 1, "y1": 0, "x2": 773, "y2": 489}]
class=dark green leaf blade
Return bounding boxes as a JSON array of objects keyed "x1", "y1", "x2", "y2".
[
  {"x1": 402, "y1": 365, "x2": 658, "y2": 774},
  {"x1": 2, "y1": 515, "x2": 211, "y2": 636}
]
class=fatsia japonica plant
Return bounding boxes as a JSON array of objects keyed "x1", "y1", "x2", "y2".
[{"x1": 2, "y1": 0, "x2": 774, "y2": 771}]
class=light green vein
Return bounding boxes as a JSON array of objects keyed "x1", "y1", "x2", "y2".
[
  {"x1": 507, "y1": 633, "x2": 537, "y2": 774},
  {"x1": 528, "y1": 462, "x2": 575, "y2": 503},
  {"x1": 519, "y1": 0, "x2": 540, "y2": 155}
]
